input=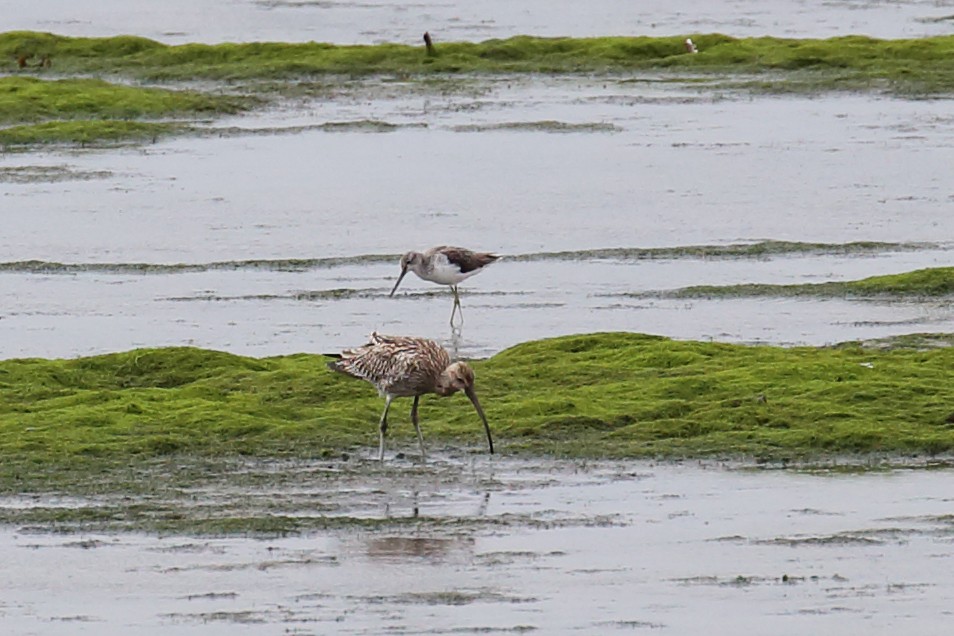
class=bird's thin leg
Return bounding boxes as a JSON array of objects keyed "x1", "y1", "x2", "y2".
[
  {"x1": 378, "y1": 395, "x2": 393, "y2": 462},
  {"x1": 411, "y1": 395, "x2": 426, "y2": 462},
  {"x1": 449, "y1": 285, "x2": 464, "y2": 327}
]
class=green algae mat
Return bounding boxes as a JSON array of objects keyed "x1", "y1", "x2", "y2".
[
  {"x1": 2, "y1": 332, "x2": 953, "y2": 492},
  {"x1": 659, "y1": 266, "x2": 954, "y2": 299},
  {"x1": 4, "y1": 30, "x2": 954, "y2": 146},
  {"x1": 0, "y1": 75, "x2": 251, "y2": 145},
  {"x1": 4, "y1": 31, "x2": 954, "y2": 84}
]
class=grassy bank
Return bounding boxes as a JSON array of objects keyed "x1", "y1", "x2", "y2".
[{"x1": 2, "y1": 332, "x2": 953, "y2": 493}]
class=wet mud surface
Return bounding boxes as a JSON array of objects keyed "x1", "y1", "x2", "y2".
[{"x1": 2, "y1": 458, "x2": 954, "y2": 634}]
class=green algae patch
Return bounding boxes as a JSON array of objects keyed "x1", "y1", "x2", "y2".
[
  {"x1": 2, "y1": 335, "x2": 954, "y2": 494},
  {"x1": 0, "y1": 77, "x2": 250, "y2": 123},
  {"x1": 0, "y1": 119, "x2": 184, "y2": 146},
  {"x1": 6, "y1": 31, "x2": 954, "y2": 93},
  {"x1": 481, "y1": 333, "x2": 954, "y2": 459},
  {"x1": 517, "y1": 240, "x2": 933, "y2": 263},
  {"x1": 0, "y1": 76, "x2": 253, "y2": 146},
  {"x1": 666, "y1": 266, "x2": 954, "y2": 299}
]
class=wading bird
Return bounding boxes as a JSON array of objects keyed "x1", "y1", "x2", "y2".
[
  {"x1": 328, "y1": 332, "x2": 494, "y2": 461},
  {"x1": 389, "y1": 246, "x2": 499, "y2": 326}
]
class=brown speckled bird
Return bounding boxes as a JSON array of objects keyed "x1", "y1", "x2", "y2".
[
  {"x1": 389, "y1": 246, "x2": 499, "y2": 326},
  {"x1": 328, "y1": 332, "x2": 494, "y2": 461}
]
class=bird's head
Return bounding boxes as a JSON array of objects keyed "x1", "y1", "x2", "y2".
[
  {"x1": 437, "y1": 361, "x2": 494, "y2": 454},
  {"x1": 436, "y1": 361, "x2": 475, "y2": 396},
  {"x1": 390, "y1": 251, "x2": 423, "y2": 296},
  {"x1": 399, "y1": 251, "x2": 424, "y2": 270}
]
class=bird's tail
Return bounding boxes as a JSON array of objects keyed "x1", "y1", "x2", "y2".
[{"x1": 327, "y1": 355, "x2": 365, "y2": 380}]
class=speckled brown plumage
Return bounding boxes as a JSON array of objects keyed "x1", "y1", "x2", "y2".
[
  {"x1": 329, "y1": 333, "x2": 451, "y2": 398},
  {"x1": 328, "y1": 332, "x2": 494, "y2": 461}
]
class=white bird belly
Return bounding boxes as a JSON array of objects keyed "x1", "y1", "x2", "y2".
[{"x1": 420, "y1": 256, "x2": 477, "y2": 285}]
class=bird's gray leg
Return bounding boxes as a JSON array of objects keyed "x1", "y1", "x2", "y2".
[
  {"x1": 449, "y1": 285, "x2": 463, "y2": 327},
  {"x1": 411, "y1": 395, "x2": 426, "y2": 461},
  {"x1": 379, "y1": 395, "x2": 393, "y2": 462}
]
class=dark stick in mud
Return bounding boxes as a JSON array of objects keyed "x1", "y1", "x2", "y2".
[{"x1": 423, "y1": 31, "x2": 436, "y2": 56}]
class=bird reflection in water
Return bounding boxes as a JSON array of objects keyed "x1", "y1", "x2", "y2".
[
  {"x1": 364, "y1": 535, "x2": 476, "y2": 562},
  {"x1": 367, "y1": 492, "x2": 490, "y2": 562},
  {"x1": 381, "y1": 490, "x2": 491, "y2": 521}
]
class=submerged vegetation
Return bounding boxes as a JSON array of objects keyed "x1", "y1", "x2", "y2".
[
  {"x1": 0, "y1": 119, "x2": 183, "y2": 145},
  {"x1": 0, "y1": 240, "x2": 934, "y2": 274},
  {"x1": 664, "y1": 266, "x2": 954, "y2": 299},
  {"x1": 517, "y1": 240, "x2": 937, "y2": 263},
  {"x1": 3, "y1": 29, "x2": 954, "y2": 145},
  {"x1": 1, "y1": 332, "x2": 953, "y2": 497}
]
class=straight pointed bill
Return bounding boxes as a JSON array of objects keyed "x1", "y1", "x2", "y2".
[{"x1": 389, "y1": 265, "x2": 409, "y2": 297}]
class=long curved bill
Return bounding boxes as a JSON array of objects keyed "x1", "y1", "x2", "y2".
[
  {"x1": 465, "y1": 385, "x2": 494, "y2": 454},
  {"x1": 389, "y1": 266, "x2": 409, "y2": 297}
]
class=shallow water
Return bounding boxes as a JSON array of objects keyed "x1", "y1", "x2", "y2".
[
  {"x1": 12, "y1": 0, "x2": 954, "y2": 44},
  {"x1": 3, "y1": 458, "x2": 954, "y2": 634},
  {"x1": 2, "y1": 79, "x2": 954, "y2": 359}
]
